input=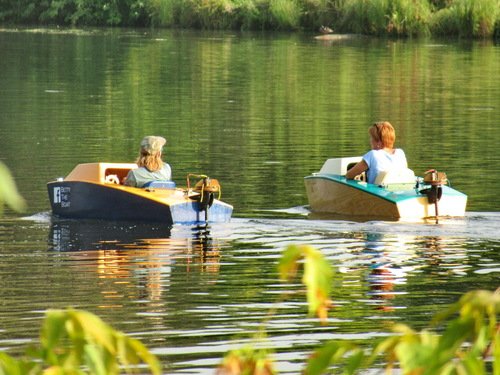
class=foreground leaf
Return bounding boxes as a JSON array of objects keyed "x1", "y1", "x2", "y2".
[
  {"x1": 0, "y1": 161, "x2": 26, "y2": 214},
  {"x1": 38, "y1": 309, "x2": 161, "y2": 375},
  {"x1": 278, "y1": 245, "x2": 333, "y2": 323}
]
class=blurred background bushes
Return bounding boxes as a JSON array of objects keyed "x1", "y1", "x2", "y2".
[{"x1": 0, "y1": 0, "x2": 499, "y2": 38}]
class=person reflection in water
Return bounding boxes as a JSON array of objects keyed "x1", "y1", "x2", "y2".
[
  {"x1": 124, "y1": 136, "x2": 172, "y2": 188},
  {"x1": 345, "y1": 121, "x2": 407, "y2": 184}
]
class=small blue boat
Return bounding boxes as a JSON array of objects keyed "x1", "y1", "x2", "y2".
[
  {"x1": 47, "y1": 163, "x2": 233, "y2": 224},
  {"x1": 304, "y1": 157, "x2": 467, "y2": 220}
]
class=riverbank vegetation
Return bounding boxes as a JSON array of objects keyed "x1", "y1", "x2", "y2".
[{"x1": 0, "y1": 0, "x2": 499, "y2": 38}]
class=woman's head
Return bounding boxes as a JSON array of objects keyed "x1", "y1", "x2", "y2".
[
  {"x1": 369, "y1": 121, "x2": 396, "y2": 149},
  {"x1": 136, "y1": 136, "x2": 166, "y2": 172}
]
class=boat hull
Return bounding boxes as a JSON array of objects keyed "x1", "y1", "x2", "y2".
[
  {"x1": 304, "y1": 174, "x2": 467, "y2": 220},
  {"x1": 47, "y1": 181, "x2": 233, "y2": 224}
]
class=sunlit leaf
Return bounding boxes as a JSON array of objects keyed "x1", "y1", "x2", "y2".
[
  {"x1": 395, "y1": 341, "x2": 436, "y2": 373},
  {"x1": 437, "y1": 318, "x2": 473, "y2": 354},
  {"x1": 0, "y1": 162, "x2": 26, "y2": 214},
  {"x1": 40, "y1": 310, "x2": 70, "y2": 365},
  {"x1": 121, "y1": 334, "x2": 162, "y2": 375},
  {"x1": 302, "y1": 246, "x2": 332, "y2": 322},
  {"x1": 461, "y1": 353, "x2": 486, "y2": 375},
  {"x1": 0, "y1": 352, "x2": 23, "y2": 375},
  {"x1": 219, "y1": 345, "x2": 275, "y2": 375},
  {"x1": 277, "y1": 244, "x2": 303, "y2": 281},
  {"x1": 39, "y1": 309, "x2": 161, "y2": 375},
  {"x1": 306, "y1": 341, "x2": 364, "y2": 375},
  {"x1": 71, "y1": 310, "x2": 116, "y2": 353},
  {"x1": 344, "y1": 349, "x2": 367, "y2": 375},
  {"x1": 278, "y1": 245, "x2": 333, "y2": 323},
  {"x1": 494, "y1": 328, "x2": 500, "y2": 375},
  {"x1": 84, "y1": 344, "x2": 108, "y2": 375},
  {"x1": 433, "y1": 290, "x2": 500, "y2": 328}
]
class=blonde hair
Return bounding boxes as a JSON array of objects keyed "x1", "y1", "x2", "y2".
[
  {"x1": 369, "y1": 121, "x2": 396, "y2": 148},
  {"x1": 136, "y1": 151, "x2": 163, "y2": 172}
]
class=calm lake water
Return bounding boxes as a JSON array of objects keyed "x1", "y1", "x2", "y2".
[{"x1": 0, "y1": 28, "x2": 499, "y2": 373}]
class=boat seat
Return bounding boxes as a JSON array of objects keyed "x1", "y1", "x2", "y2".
[
  {"x1": 143, "y1": 180, "x2": 176, "y2": 189},
  {"x1": 319, "y1": 157, "x2": 362, "y2": 175},
  {"x1": 375, "y1": 168, "x2": 416, "y2": 186}
]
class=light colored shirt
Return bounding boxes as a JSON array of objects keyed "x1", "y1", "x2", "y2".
[
  {"x1": 124, "y1": 164, "x2": 172, "y2": 188},
  {"x1": 363, "y1": 149, "x2": 407, "y2": 184}
]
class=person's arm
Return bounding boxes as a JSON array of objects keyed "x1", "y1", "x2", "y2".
[
  {"x1": 123, "y1": 170, "x2": 136, "y2": 186},
  {"x1": 345, "y1": 160, "x2": 368, "y2": 180}
]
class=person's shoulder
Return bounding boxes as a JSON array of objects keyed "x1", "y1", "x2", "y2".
[
  {"x1": 363, "y1": 149, "x2": 378, "y2": 157},
  {"x1": 363, "y1": 149, "x2": 382, "y2": 159}
]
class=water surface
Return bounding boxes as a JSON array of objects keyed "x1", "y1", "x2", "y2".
[{"x1": 0, "y1": 28, "x2": 499, "y2": 373}]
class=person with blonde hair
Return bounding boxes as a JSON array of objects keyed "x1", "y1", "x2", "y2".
[
  {"x1": 124, "y1": 136, "x2": 172, "y2": 187},
  {"x1": 345, "y1": 121, "x2": 407, "y2": 184}
]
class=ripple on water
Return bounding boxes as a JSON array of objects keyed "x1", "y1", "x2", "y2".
[{"x1": 0, "y1": 212, "x2": 498, "y2": 374}]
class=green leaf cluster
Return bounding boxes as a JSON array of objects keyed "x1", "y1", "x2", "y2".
[
  {"x1": 0, "y1": 161, "x2": 26, "y2": 215},
  {"x1": 302, "y1": 261, "x2": 499, "y2": 374},
  {"x1": 0, "y1": 309, "x2": 161, "y2": 375},
  {"x1": 0, "y1": 0, "x2": 499, "y2": 37},
  {"x1": 338, "y1": 0, "x2": 432, "y2": 36},
  {"x1": 218, "y1": 344, "x2": 275, "y2": 375},
  {"x1": 429, "y1": 0, "x2": 500, "y2": 37},
  {"x1": 278, "y1": 244, "x2": 333, "y2": 322}
]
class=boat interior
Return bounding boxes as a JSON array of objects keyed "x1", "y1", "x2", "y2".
[
  {"x1": 62, "y1": 162, "x2": 180, "y2": 190},
  {"x1": 64, "y1": 163, "x2": 138, "y2": 185},
  {"x1": 316, "y1": 157, "x2": 417, "y2": 187}
]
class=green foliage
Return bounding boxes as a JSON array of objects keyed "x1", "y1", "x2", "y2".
[
  {"x1": 429, "y1": 0, "x2": 500, "y2": 38},
  {"x1": 0, "y1": 161, "x2": 26, "y2": 215},
  {"x1": 0, "y1": 0, "x2": 498, "y2": 37},
  {"x1": 0, "y1": 309, "x2": 161, "y2": 375},
  {"x1": 278, "y1": 244, "x2": 333, "y2": 322},
  {"x1": 338, "y1": 0, "x2": 388, "y2": 35},
  {"x1": 219, "y1": 344, "x2": 275, "y2": 374},
  {"x1": 306, "y1": 289, "x2": 499, "y2": 374},
  {"x1": 149, "y1": 0, "x2": 261, "y2": 30},
  {"x1": 196, "y1": 0, "x2": 259, "y2": 30},
  {"x1": 338, "y1": 0, "x2": 431, "y2": 36},
  {"x1": 0, "y1": 0, "x2": 150, "y2": 26},
  {"x1": 268, "y1": 0, "x2": 302, "y2": 30}
]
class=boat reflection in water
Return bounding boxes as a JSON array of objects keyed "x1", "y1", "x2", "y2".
[
  {"x1": 354, "y1": 234, "x2": 462, "y2": 312},
  {"x1": 363, "y1": 233, "x2": 412, "y2": 311},
  {"x1": 338, "y1": 231, "x2": 419, "y2": 312},
  {"x1": 48, "y1": 219, "x2": 223, "y2": 304}
]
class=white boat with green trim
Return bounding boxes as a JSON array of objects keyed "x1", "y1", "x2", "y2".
[{"x1": 304, "y1": 157, "x2": 467, "y2": 220}]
